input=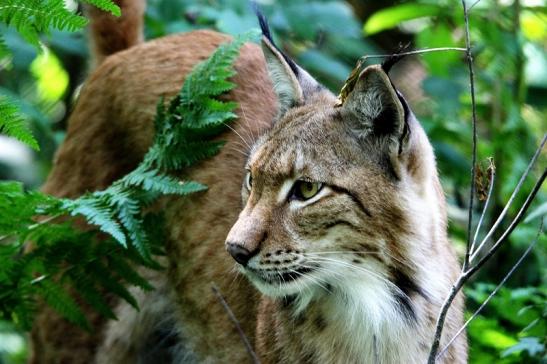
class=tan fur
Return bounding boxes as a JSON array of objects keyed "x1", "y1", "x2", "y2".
[
  {"x1": 86, "y1": 0, "x2": 146, "y2": 67},
  {"x1": 31, "y1": 30, "x2": 275, "y2": 363},
  {"x1": 31, "y1": 4, "x2": 467, "y2": 363}
]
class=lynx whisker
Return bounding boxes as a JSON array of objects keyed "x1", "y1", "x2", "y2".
[
  {"x1": 224, "y1": 123, "x2": 252, "y2": 149},
  {"x1": 238, "y1": 103, "x2": 258, "y2": 146},
  {"x1": 304, "y1": 255, "x2": 411, "y2": 302},
  {"x1": 306, "y1": 250, "x2": 408, "y2": 266}
]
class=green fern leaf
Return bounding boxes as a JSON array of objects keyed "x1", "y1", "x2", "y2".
[
  {"x1": 0, "y1": 97, "x2": 39, "y2": 150},
  {"x1": 107, "y1": 255, "x2": 153, "y2": 291},
  {"x1": 37, "y1": 279, "x2": 90, "y2": 329},
  {"x1": 0, "y1": 32, "x2": 259, "y2": 330},
  {"x1": 79, "y1": 0, "x2": 121, "y2": 17},
  {"x1": 62, "y1": 196, "x2": 127, "y2": 247},
  {"x1": 88, "y1": 262, "x2": 139, "y2": 309},
  {"x1": 0, "y1": 0, "x2": 88, "y2": 39},
  {"x1": 70, "y1": 268, "x2": 117, "y2": 320},
  {"x1": 122, "y1": 169, "x2": 207, "y2": 195},
  {"x1": 0, "y1": 34, "x2": 9, "y2": 59}
]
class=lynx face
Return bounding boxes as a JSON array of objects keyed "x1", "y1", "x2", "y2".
[
  {"x1": 226, "y1": 34, "x2": 440, "y2": 318},
  {"x1": 231, "y1": 100, "x2": 403, "y2": 298}
]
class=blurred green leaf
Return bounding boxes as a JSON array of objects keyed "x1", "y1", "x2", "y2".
[
  {"x1": 524, "y1": 202, "x2": 547, "y2": 223},
  {"x1": 364, "y1": 4, "x2": 442, "y2": 35},
  {"x1": 30, "y1": 49, "x2": 68, "y2": 103},
  {"x1": 80, "y1": 0, "x2": 121, "y2": 17},
  {"x1": 416, "y1": 23, "x2": 460, "y2": 77},
  {"x1": 502, "y1": 337, "x2": 544, "y2": 358}
]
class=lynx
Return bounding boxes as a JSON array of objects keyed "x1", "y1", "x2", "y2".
[{"x1": 30, "y1": 0, "x2": 467, "y2": 363}]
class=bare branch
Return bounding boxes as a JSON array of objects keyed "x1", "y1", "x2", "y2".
[
  {"x1": 470, "y1": 159, "x2": 496, "y2": 255},
  {"x1": 461, "y1": 0, "x2": 479, "y2": 273},
  {"x1": 359, "y1": 47, "x2": 466, "y2": 60},
  {"x1": 0, "y1": 213, "x2": 62, "y2": 243},
  {"x1": 469, "y1": 169, "x2": 545, "y2": 274},
  {"x1": 427, "y1": 2, "x2": 546, "y2": 359},
  {"x1": 427, "y1": 167, "x2": 545, "y2": 363},
  {"x1": 471, "y1": 133, "x2": 546, "y2": 261},
  {"x1": 427, "y1": 272, "x2": 466, "y2": 364},
  {"x1": 437, "y1": 220, "x2": 544, "y2": 360},
  {"x1": 211, "y1": 283, "x2": 260, "y2": 364},
  {"x1": 468, "y1": 0, "x2": 483, "y2": 11}
]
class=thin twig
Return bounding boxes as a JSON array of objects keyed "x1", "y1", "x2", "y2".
[
  {"x1": 211, "y1": 283, "x2": 260, "y2": 364},
  {"x1": 471, "y1": 133, "x2": 546, "y2": 261},
  {"x1": 427, "y1": 168, "x2": 546, "y2": 363},
  {"x1": 437, "y1": 220, "x2": 544, "y2": 359},
  {"x1": 461, "y1": 0, "x2": 479, "y2": 273},
  {"x1": 427, "y1": 274, "x2": 465, "y2": 364},
  {"x1": 359, "y1": 47, "x2": 466, "y2": 60},
  {"x1": 469, "y1": 169, "x2": 545, "y2": 275},
  {"x1": 0, "y1": 214, "x2": 62, "y2": 243},
  {"x1": 27, "y1": 214, "x2": 62, "y2": 230},
  {"x1": 470, "y1": 160, "x2": 496, "y2": 255},
  {"x1": 469, "y1": 0, "x2": 483, "y2": 11}
]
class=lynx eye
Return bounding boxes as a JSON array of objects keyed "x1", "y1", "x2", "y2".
[
  {"x1": 245, "y1": 171, "x2": 253, "y2": 190},
  {"x1": 291, "y1": 180, "x2": 323, "y2": 200}
]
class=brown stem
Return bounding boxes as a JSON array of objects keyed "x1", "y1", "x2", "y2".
[
  {"x1": 437, "y1": 221, "x2": 544, "y2": 359},
  {"x1": 460, "y1": 0, "x2": 479, "y2": 274},
  {"x1": 428, "y1": 167, "x2": 546, "y2": 363},
  {"x1": 211, "y1": 283, "x2": 260, "y2": 364}
]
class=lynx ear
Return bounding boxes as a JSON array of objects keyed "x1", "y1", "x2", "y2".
[
  {"x1": 257, "y1": 11, "x2": 322, "y2": 118},
  {"x1": 341, "y1": 65, "x2": 409, "y2": 168},
  {"x1": 261, "y1": 37, "x2": 302, "y2": 116},
  {"x1": 261, "y1": 37, "x2": 324, "y2": 118}
]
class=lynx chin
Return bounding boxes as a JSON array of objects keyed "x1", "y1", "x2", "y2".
[{"x1": 31, "y1": 0, "x2": 467, "y2": 363}]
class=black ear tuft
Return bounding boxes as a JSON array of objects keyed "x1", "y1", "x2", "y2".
[
  {"x1": 252, "y1": 3, "x2": 299, "y2": 76},
  {"x1": 252, "y1": 2, "x2": 273, "y2": 43},
  {"x1": 381, "y1": 43, "x2": 410, "y2": 74}
]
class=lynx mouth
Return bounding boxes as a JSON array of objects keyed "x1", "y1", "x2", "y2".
[{"x1": 247, "y1": 266, "x2": 315, "y2": 285}]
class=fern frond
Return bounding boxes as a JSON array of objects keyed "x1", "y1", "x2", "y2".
[
  {"x1": 111, "y1": 193, "x2": 150, "y2": 258},
  {"x1": 122, "y1": 169, "x2": 207, "y2": 195},
  {"x1": 0, "y1": 34, "x2": 9, "y2": 59},
  {"x1": 62, "y1": 196, "x2": 127, "y2": 247},
  {"x1": 0, "y1": 182, "x2": 59, "y2": 236},
  {"x1": 0, "y1": 0, "x2": 87, "y2": 47},
  {"x1": 107, "y1": 255, "x2": 153, "y2": 291},
  {"x1": 0, "y1": 97, "x2": 39, "y2": 150},
  {"x1": 79, "y1": 0, "x2": 121, "y2": 17},
  {"x1": 0, "y1": 32, "x2": 259, "y2": 331},
  {"x1": 70, "y1": 269, "x2": 117, "y2": 320},
  {"x1": 161, "y1": 141, "x2": 227, "y2": 170},
  {"x1": 37, "y1": 279, "x2": 90, "y2": 329},
  {"x1": 88, "y1": 262, "x2": 139, "y2": 309}
]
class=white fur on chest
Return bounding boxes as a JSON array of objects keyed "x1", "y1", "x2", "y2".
[{"x1": 295, "y1": 276, "x2": 429, "y2": 364}]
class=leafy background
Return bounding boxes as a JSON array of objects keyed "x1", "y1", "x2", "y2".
[{"x1": 0, "y1": 0, "x2": 545, "y2": 363}]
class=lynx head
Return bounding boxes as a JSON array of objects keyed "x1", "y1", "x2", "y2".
[{"x1": 226, "y1": 19, "x2": 447, "y2": 319}]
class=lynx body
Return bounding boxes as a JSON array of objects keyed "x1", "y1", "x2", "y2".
[{"x1": 31, "y1": 1, "x2": 467, "y2": 363}]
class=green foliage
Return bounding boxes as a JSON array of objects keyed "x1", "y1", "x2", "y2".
[
  {"x1": 0, "y1": 31, "x2": 256, "y2": 331},
  {"x1": 80, "y1": 0, "x2": 121, "y2": 17},
  {"x1": 0, "y1": 0, "x2": 119, "y2": 151},
  {"x1": 363, "y1": 3, "x2": 442, "y2": 35},
  {"x1": 466, "y1": 285, "x2": 546, "y2": 363},
  {"x1": 0, "y1": 0, "x2": 545, "y2": 363},
  {"x1": 145, "y1": 0, "x2": 379, "y2": 90},
  {"x1": 0, "y1": 0, "x2": 86, "y2": 46},
  {"x1": 0, "y1": 96, "x2": 39, "y2": 150},
  {"x1": 364, "y1": 1, "x2": 546, "y2": 362}
]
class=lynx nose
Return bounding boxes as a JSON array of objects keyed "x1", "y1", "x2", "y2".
[{"x1": 226, "y1": 243, "x2": 256, "y2": 266}]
